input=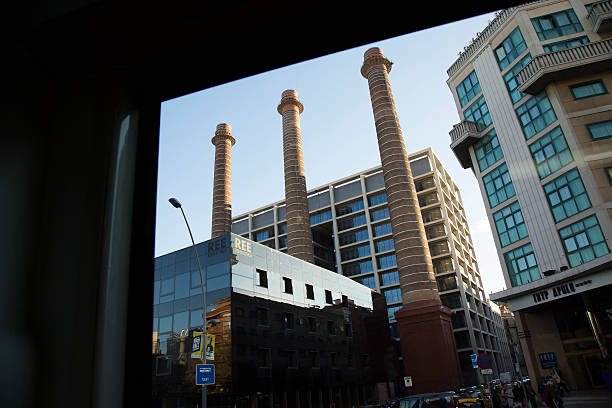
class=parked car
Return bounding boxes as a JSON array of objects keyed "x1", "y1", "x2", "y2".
[
  {"x1": 397, "y1": 391, "x2": 458, "y2": 408},
  {"x1": 456, "y1": 388, "x2": 486, "y2": 408}
]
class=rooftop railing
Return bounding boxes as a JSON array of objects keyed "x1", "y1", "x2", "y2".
[{"x1": 587, "y1": 0, "x2": 612, "y2": 30}]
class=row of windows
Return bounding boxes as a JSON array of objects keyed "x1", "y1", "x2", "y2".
[
  {"x1": 504, "y1": 53, "x2": 531, "y2": 104},
  {"x1": 505, "y1": 214, "x2": 609, "y2": 287},
  {"x1": 255, "y1": 268, "x2": 335, "y2": 304},
  {"x1": 531, "y1": 9, "x2": 583, "y2": 41},
  {"x1": 464, "y1": 96, "x2": 492, "y2": 132},
  {"x1": 310, "y1": 210, "x2": 332, "y2": 225},
  {"x1": 357, "y1": 270, "x2": 400, "y2": 290},
  {"x1": 516, "y1": 91, "x2": 557, "y2": 140}
]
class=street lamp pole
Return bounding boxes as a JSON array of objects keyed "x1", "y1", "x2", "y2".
[{"x1": 169, "y1": 197, "x2": 207, "y2": 408}]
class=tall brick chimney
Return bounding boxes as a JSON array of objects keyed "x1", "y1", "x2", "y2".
[
  {"x1": 277, "y1": 90, "x2": 315, "y2": 263},
  {"x1": 361, "y1": 47, "x2": 461, "y2": 393},
  {"x1": 211, "y1": 123, "x2": 235, "y2": 238}
]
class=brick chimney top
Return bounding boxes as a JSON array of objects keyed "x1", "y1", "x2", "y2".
[
  {"x1": 277, "y1": 89, "x2": 304, "y2": 114},
  {"x1": 212, "y1": 122, "x2": 235, "y2": 145},
  {"x1": 361, "y1": 47, "x2": 393, "y2": 78}
]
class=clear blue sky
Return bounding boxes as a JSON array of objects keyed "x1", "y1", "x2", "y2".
[{"x1": 155, "y1": 10, "x2": 509, "y2": 294}]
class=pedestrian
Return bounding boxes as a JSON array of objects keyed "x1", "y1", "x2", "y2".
[
  {"x1": 524, "y1": 380, "x2": 538, "y2": 408},
  {"x1": 513, "y1": 381, "x2": 524, "y2": 407},
  {"x1": 542, "y1": 378, "x2": 554, "y2": 408},
  {"x1": 507, "y1": 383, "x2": 515, "y2": 408},
  {"x1": 492, "y1": 386, "x2": 503, "y2": 408},
  {"x1": 551, "y1": 368, "x2": 569, "y2": 395}
]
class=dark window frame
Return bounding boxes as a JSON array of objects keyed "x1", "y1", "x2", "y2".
[
  {"x1": 256, "y1": 268, "x2": 268, "y2": 288},
  {"x1": 282, "y1": 276, "x2": 293, "y2": 294},
  {"x1": 305, "y1": 283, "x2": 315, "y2": 300}
]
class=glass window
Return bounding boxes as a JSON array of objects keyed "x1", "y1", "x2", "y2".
[
  {"x1": 570, "y1": 80, "x2": 607, "y2": 100},
  {"x1": 325, "y1": 290, "x2": 333, "y2": 304},
  {"x1": 516, "y1": 92, "x2": 557, "y2": 140},
  {"x1": 173, "y1": 311, "x2": 189, "y2": 334},
  {"x1": 380, "y1": 270, "x2": 399, "y2": 286},
  {"x1": 504, "y1": 243, "x2": 541, "y2": 287},
  {"x1": 532, "y1": 9, "x2": 583, "y2": 41},
  {"x1": 175, "y1": 273, "x2": 190, "y2": 299},
  {"x1": 310, "y1": 210, "x2": 332, "y2": 225},
  {"x1": 190, "y1": 309, "x2": 203, "y2": 328},
  {"x1": 161, "y1": 277, "x2": 174, "y2": 295},
  {"x1": 587, "y1": 119, "x2": 612, "y2": 140},
  {"x1": 418, "y1": 191, "x2": 439, "y2": 207},
  {"x1": 543, "y1": 35, "x2": 589, "y2": 52},
  {"x1": 504, "y1": 53, "x2": 532, "y2": 104},
  {"x1": 305, "y1": 284, "x2": 314, "y2": 299},
  {"x1": 370, "y1": 207, "x2": 390, "y2": 222},
  {"x1": 559, "y1": 215, "x2": 609, "y2": 267},
  {"x1": 430, "y1": 240, "x2": 450, "y2": 256},
  {"x1": 278, "y1": 236, "x2": 287, "y2": 248},
  {"x1": 277, "y1": 223, "x2": 286, "y2": 234},
  {"x1": 340, "y1": 244, "x2": 371, "y2": 261},
  {"x1": 493, "y1": 201, "x2": 529, "y2": 247},
  {"x1": 414, "y1": 177, "x2": 435, "y2": 192},
  {"x1": 257, "y1": 308, "x2": 269, "y2": 325},
  {"x1": 153, "y1": 280, "x2": 160, "y2": 305},
  {"x1": 474, "y1": 129, "x2": 504, "y2": 172},
  {"x1": 529, "y1": 126, "x2": 574, "y2": 179},
  {"x1": 373, "y1": 222, "x2": 392, "y2": 237},
  {"x1": 384, "y1": 288, "x2": 402, "y2": 304},
  {"x1": 375, "y1": 237, "x2": 395, "y2": 253},
  {"x1": 544, "y1": 168, "x2": 591, "y2": 222},
  {"x1": 339, "y1": 228, "x2": 369, "y2": 246},
  {"x1": 436, "y1": 275, "x2": 458, "y2": 292},
  {"x1": 337, "y1": 214, "x2": 367, "y2": 231},
  {"x1": 255, "y1": 227, "x2": 274, "y2": 242},
  {"x1": 433, "y1": 257, "x2": 454, "y2": 274},
  {"x1": 422, "y1": 207, "x2": 443, "y2": 223},
  {"x1": 464, "y1": 96, "x2": 492, "y2": 131},
  {"x1": 494, "y1": 27, "x2": 528, "y2": 70},
  {"x1": 377, "y1": 254, "x2": 397, "y2": 270},
  {"x1": 425, "y1": 224, "x2": 446, "y2": 240},
  {"x1": 159, "y1": 315, "x2": 172, "y2": 333},
  {"x1": 343, "y1": 260, "x2": 373, "y2": 277},
  {"x1": 387, "y1": 306, "x2": 402, "y2": 323},
  {"x1": 456, "y1": 70, "x2": 481, "y2": 108},
  {"x1": 283, "y1": 277, "x2": 293, "y2": 294},
  {"x1": 335, "y1": 200, "x2": 364, "y2": 217},
  {"x1": 441, "y1": 293, "x2": 462, "y2": 309},
  {"x1": 359, "y1": 275, "x2": 376, "y2": 289},
  {"x1": 482, "y1": 163, "x2": 516, "y2": 208},
  {"x1": 368, "y1": 192, "x2": 387, "y2": 207}
]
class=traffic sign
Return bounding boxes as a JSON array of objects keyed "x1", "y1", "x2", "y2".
[
  {"x1": 481, "y1": 368, "x2": 493, "y2": 375},
  {"x1": 196, "y1": 364, "x2": 215, "y2": 385},
  {"x1": 404, "y1": 376, "x2": 412, "y2": 387},
  {"x1": 470, "y1": 354, "x2": 478, "y2": 369},
  {"x1": 477, "y1": 353, "x2": 493, "y2": 370},
  {"x1": 538, "y1": 352, "x2": 557, "y2": 369}
]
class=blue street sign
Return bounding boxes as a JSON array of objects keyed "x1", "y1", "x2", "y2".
[
  {"x1": 470, "y1": 354, "x2": 478, "y2": 368},
  {"x1": 196, "y1": 364, "x2": 215, "y2": 385},
  {"x1": 538, "y1": 352, "x2": 557, "y2": 369}
]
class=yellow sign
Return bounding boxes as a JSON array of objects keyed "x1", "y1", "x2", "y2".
[{"x1": 191, "y1": 331, "x2": 215, "y2": 361}]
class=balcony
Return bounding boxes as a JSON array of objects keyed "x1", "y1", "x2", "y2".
[
  {"x1": 517, "y1": 38, "x2": 612, "y2": 95},
  {"x1": 449, "y1": 120, "x2": 481, "y2": 169},
  {"x1": 588, "y1": 1, "x2": 612, "y2": 33}
]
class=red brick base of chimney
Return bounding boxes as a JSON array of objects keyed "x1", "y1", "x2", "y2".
[{"x1": 395, "y1": 299, "x2": 463, "y2": 394}]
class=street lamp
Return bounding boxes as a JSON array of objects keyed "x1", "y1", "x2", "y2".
[{"x1": 168, "y1": 197, "x2": 208, "y2": 408}]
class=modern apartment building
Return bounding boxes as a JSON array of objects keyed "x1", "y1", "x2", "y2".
[
  {"x1": 447, "y1": 0, "x2": 612, "y2": 390},
  {"x1": 231, "y1": 148, "x2": 511, "y2": 386}
]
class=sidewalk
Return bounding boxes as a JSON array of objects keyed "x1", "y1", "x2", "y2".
[{"x1": 562, "y1": 389, "x2": 612, "y2": 408}]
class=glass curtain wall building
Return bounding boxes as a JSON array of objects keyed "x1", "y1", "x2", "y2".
[
  {"x1": 153, "y1": 234, "x2": 396, "y2": 407},
  {"x1": 447, "y1": 0, "x2": 612, "y2": 390},
  {"x1": 231, "y1": 148, "x2": 513, "y2": 385}
]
